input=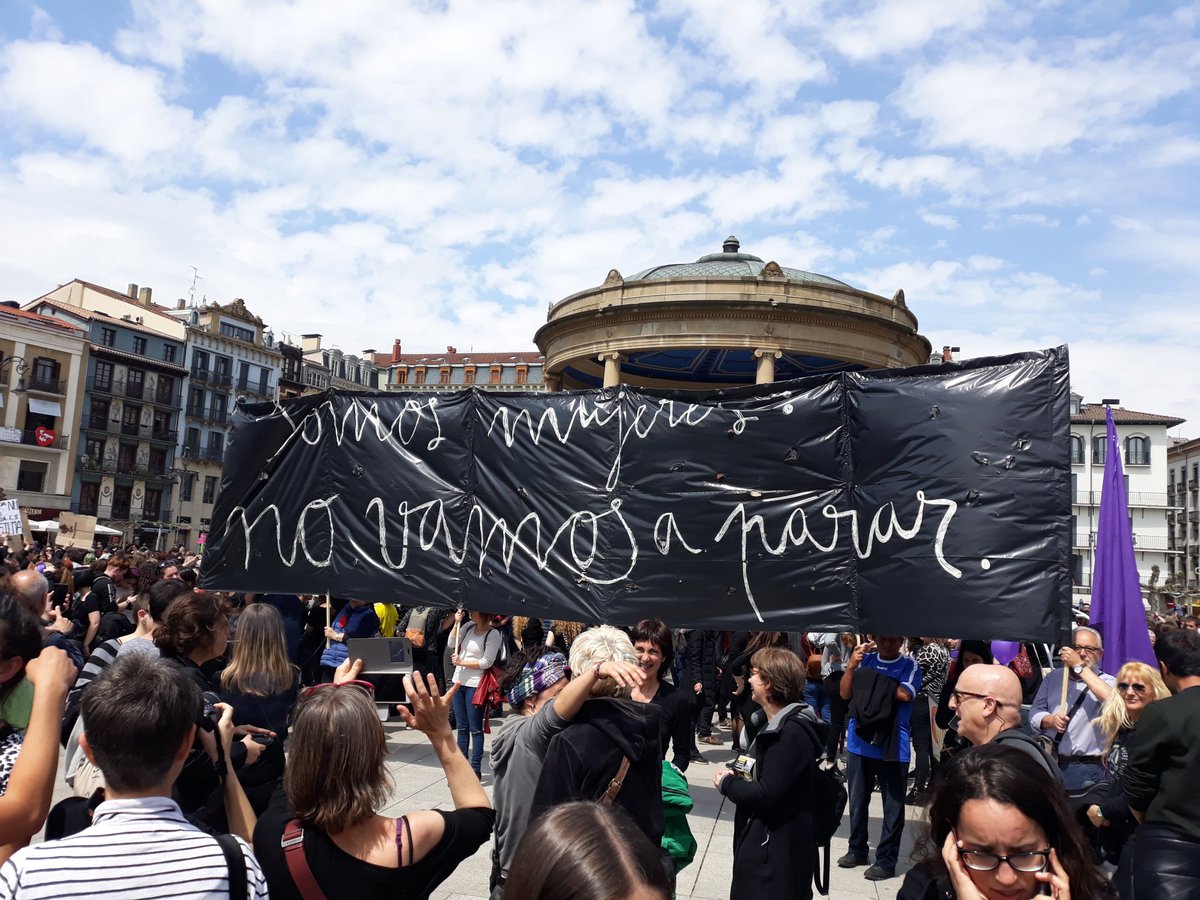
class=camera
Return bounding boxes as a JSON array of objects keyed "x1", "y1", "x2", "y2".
[{"x1": 197, "y1": 691, "x2": 222, "y2": 733}]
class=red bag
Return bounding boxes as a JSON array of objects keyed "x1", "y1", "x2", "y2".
[{"x1": 1010, "y1": 645, "x2": 1034, "y2": 679}]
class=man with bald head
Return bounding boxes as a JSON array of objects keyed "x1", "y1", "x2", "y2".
[{"x1": 950, "y1": 663, "x2": 1060, "y2": 781}]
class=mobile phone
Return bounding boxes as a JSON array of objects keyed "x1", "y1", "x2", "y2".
[{"x1": 251, "y1": 734, "x2": 276, "y2": 746}]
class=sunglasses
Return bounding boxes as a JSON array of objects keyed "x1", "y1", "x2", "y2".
[
  {"x1": 1117, "y1": 682, "x2": 1147, "y2": 694},
  {"x1": 301, "y1": 680, "x2": 375, "y2": 699},
  {"x1": 1070, "y1": 645, "x2": 1101, "y2": 655}
]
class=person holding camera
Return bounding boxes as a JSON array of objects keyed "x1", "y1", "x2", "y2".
[{"x1": 0, "y1": 653, "x2": 268, "y2": 897}]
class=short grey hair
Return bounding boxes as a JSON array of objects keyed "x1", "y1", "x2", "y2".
[
  {"x1": 1073, "y1": 626, "x2": 1103, "y2": 649},
  {"x1": 569, "y1": 626, "x2": 638, "y2": 698}
]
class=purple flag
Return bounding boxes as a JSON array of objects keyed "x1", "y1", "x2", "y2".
[{"x1": 1089, "y1": 407, "x2": 1156, "y2": 668}]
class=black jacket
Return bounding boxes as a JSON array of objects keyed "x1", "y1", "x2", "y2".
[
  {"x1": 530, "y1": 697, "x2": 664, "y2": 844},
  {"x1": 651, "y1": 680, "x2": 692, "y2": 772},
  {"x1": 719, "y1": 703, "x2": 820, "y2": 900},
  {"x1": 685, "y1": 629, "x2": 720, "y2": 700},
  {"x1": 848, "y1": 668, "x2": 903, "y2": 761}
]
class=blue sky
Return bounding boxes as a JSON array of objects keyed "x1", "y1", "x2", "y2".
[{"x1": 1, "y1": 0, "x2": 1197, "y2": 432}]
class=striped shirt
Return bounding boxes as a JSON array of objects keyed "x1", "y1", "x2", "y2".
[{"x1": 0, "y1": 797, "x2": 268, "y2": 899}]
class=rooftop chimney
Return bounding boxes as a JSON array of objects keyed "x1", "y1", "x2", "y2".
[
  {"x1": 139, "y1": 286, "x2": 153, "y2": 306},
  {"x1": 447, "y1": 345, "x2": 457, "y2": 354},
  {"x1": 392, "y1": 338, "x2": 402, "y2": 362},
  {"x1": 942, "y1": 345, "x2": 960, "y2": 362},
  {"x1": 176, "y1": 298, "x2": 185, "y2": 309},
  {"x1": 127, "y1": 283, "x2": 139, "y2": 299},
  {"x1": 722, "y1": 235, "x2": 740, "y2": 253}
]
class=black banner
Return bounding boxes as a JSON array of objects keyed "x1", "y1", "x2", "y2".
[{"x1": 201, "y1": 347, "x2": 1072, "y2": 640}]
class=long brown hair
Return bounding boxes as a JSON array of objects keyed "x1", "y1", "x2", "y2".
[
  {"x1": 285, "y1": 687, "x2": 390, "y2": 833},
  {"x1": 220, "y1": 603, "x2": 296, "y2": 696}
]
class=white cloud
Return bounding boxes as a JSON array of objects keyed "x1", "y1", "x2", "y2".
[
  {"x1": 895, "y1": 45, "x2": 1195, "y2": 158},
  {"x1": 919, "y1": 210, "x2": 959, "y2": 229},
  {"x1": 1009, "y1": 213, "x2": 1060, "y2": 227},
  {"x1": 828, "y1": 0, "x2": 995, "y2": 61}
]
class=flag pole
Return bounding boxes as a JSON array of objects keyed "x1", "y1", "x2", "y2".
[{"x1": 325, "y1": 593, "x2": 332, "y2": 650}]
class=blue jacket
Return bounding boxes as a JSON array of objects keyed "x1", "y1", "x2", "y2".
[{"x1": 320, "y1": 603, "x2": 380, "y2": 668}]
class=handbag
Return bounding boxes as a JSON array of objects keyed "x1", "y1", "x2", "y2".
[{"x1": 1011, "y1": 645, "x2": 1034, "y2": 679}]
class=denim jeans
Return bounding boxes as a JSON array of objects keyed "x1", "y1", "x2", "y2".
[
  {"x1": 846, "y1": 751, "x2": 908, "y2": 871},
  {"x1": 1058, "y1": 759, "x2": 1105, "y2": 790},
  {"x1": 804, "y1": 679, "x2": 831, "y2": 723},
  {"x1": 451, "y1": 685, "x2": 486, "y2": 773}
]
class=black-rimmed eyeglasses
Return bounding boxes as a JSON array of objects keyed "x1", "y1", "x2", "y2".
[{"x1": 958, "y1": 847, "x2": 1051, "y2": 873}]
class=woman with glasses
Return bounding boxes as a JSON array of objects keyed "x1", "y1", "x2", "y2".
[
  {"x1": 1085, "y1": 661, "x2": 1170, "y2": 864},
  {"x1": 898, "y1": 743, "x2": 1111, "y2": 900},
  {"x1": 253, "y1": 661, "x2": 494, "y2": 899}
]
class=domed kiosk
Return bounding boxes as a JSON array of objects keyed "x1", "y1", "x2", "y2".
[{"x1": 534, "y1": 237, "x2": 931, "y2": 390}]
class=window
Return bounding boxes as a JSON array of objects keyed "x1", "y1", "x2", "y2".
[
  {"x1": 121, "y1": 404, "x2": 141, "y2": 436},
  {"x1": 144, "y1": 488, "x2": 163, "y2": 520},
  {"x1": 413, "y1": 367, "x2": 427, "y2": 384},
  {"x1": 88, "y1": 397, "x2": 110, "y2": 428},
  {"x1": 238, "y1": 361, "x2": 251, "y2": 390},
  {"x1": 132, "y1": 336, "x2": 147, "y2": 356},
  {"x1": 209, "y1": 432, "x2": 225, "y2": 458},
  {"x1": 93, "y1": 361, "x2": 114, "y2": 391},
  {"x1": 219, "y1": 321, "x2": 255, "y2": 343},
  {"x1": 184, "y1": 426, "x2": 201, "y2": 456},
  {"x1": 515, "y1": 366, "x2": 528, "y2": 385},
  {"x1": 163, "y1": 344, "x2": 177, "y2": 363},
  {"x1": 1070, "y1": 435, "x2": 1083, "y2": 465},
  {"x1": 152, "y1": 409, "x2": 172, "y2": 437},
  {"x1": 155, "y1": 376, "x2": 175, "y2": 405},
  {"x1": 1125, "y1": 436, "x2": 1150, "y2": 466},
  {"x1": 100, "y1": 327, "x2": 116, "y2": 347},
  {"x1": 16, "y1": 461, "x2": 47, "y2": 493},
  {"x1": 1092, "y1": 435, "x2": 1106, "y2": 466},
  {"x1": 210, "y1": 394, "x2": 228, "y2": 421},
  {"x1": 203, "y1": 476, "x2": 217, "y2": 505},
  {"x1": 258, "y1": 369, "x2": 270, "y2": 395},
  {"x1": 489, "y1": 365, "x2": 502, "y2": 385},
  {"x1": 84, "y1": 437, "x2": 104, "y2": 462},
  {"x1": 112, "y1": 484, "x2": 132, "y2": 519},
  {"x1": 394, "y1": 368, "x2": 408, "y2": 385},
  {"x1": 117, "y1": 443, "x2": 137, "y2": 471},
  {"x1": 463, "y1": 367, "x2": 475, "y2": 384},
  {"x1": 149, "y1": 447, "x2": 167, "y2": 473},
  {"x1": 192, "y1": 349, "x2": 209, "y2": 373},
  {"x1": 181, "y1": 475, "x2": 194, "y2": 503},
  {"x1": 78, "y1": 482, "x2": 100, "y2": 516},
  {"x1": 187, "y1": 387, "x2": 205, "y2": 417},
  {"x1": 125, "y1": 369, "x2": 145, "y2": 399},
  {"x1": 439, "y1": 367, "x2": 451, "y2": 384},
  {"x1": 32, "y1": 356, "x2": 59, "y2": 386}
]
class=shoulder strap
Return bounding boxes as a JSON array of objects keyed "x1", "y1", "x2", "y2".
[
  {"x1": 281, "y1": 819, "x2": 327, "y2": 900},
  {"x1": 395, "y1": 815, "x2": 413, "y2": 867},
  {"x1": 1052, "y1": 680, "x2": 1092, "y2": 752},
  {"x1": 215, "y1": 833, "x2": 248, "y2": 900},
  {"x1": 600, "y1": 756, "x2": 632, "y2": 805}
]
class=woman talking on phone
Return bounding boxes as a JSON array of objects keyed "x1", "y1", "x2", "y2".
[{"x1": 898, "y1": 743, "x2": 1111, "y2": 900}]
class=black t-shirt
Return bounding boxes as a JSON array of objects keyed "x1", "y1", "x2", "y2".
[
  {"x1": 89, "y1": 575, "x2": 117, "y2": 616},
  {"x1": 253, "y1": 788, "x2": 495, "y2": 900},
  {"x1": 69, "y1": 593, "x2": 100, "y2": 636}
]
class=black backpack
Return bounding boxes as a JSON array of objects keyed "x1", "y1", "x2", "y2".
[{"x1": 795, "y1": 716, "x2": 847, "y2": 896}]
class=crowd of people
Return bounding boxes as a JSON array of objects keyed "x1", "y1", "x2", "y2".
[{"x1": 0, "y1": 538, "x2": 1199, "y2": 899}]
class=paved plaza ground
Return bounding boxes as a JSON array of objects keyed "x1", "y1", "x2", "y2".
[{"x1": 44, "y1": 713, "x2": 924, "y2": 899}]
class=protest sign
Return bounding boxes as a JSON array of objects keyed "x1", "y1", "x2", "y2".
[
  {"x1": 55, "y1": 512, "x2": 97, "y2": 548},
  {"x1": 0, "y1": 500, "x2": 20, "y2": 537},
  {"x1": 201, "y1": 347, "x2": 1072, "y2": 640}
]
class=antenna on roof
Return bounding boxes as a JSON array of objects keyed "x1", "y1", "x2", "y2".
[{"x1": 188, "y1": 267, "x2": 201, "y2": 307}]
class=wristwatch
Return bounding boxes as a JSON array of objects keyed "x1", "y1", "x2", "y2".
[{"x1": 1071, "y1": 664, "x2": 1084, "y2": 675}]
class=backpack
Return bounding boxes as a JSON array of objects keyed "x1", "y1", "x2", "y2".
[
  {"x1": 795, "y1": 716, "x2": 847, "y2": 896},
  {"x1": 660, "y1": 760, "x2": 698, "y2": 871},
  {"x1": 405, "y1": 607, "x2": 429, "y2": 648}
]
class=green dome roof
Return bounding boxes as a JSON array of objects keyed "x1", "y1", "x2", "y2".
[{"x1": 627, "y1": 236, "x2": 851, "y2": 288}]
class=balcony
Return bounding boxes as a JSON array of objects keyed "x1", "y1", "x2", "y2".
[
  {"x1": 190, "y1": 367, "x2": 211, "y2": 384},
  {"x1": 119, "y1": 421, "x2": 141, "y2": 437},
  {"x1": 81, "y1": 416, "x2": 118, "y2": 434},
  {"x1": 149, "y1": 428, "x2": 179, "y2": 444},
  {"x1": 72, "y1": 499, "x2": 99, "y2": 517},
  {"x1": 185, "y1": 403, "x2": 205, "y2": 419},
  {"x1": 202, "y1": 446, "x2": 225, "y2": 463},
  {"x1": 212, "y1": 371, "x2": 233, "y2": 387},
  {"x1": 110, "y1": 504, "x2": 132, "y2": 520},
  {"x1": 236, "y1": 380, "x2": 275, "y2": 400},
  {"x1": 86, "y1": 376, "x2": 117, "y2": 395},
  {"x1": 1073, "y1": 490, "x2": 1174, "y2": 508},
  {"x1": 203, "y1": 408, "x2": 228, "y2": 426},
  {"x1": 78, "y1": 454, "x2": 119, "y2": 475},
  {"x1": 150, "y1": 388, "x2": 183, "y2": 408},
  {"x1": 181, "y1": 444, "x2": 201, "y2": 460},
  {"x1": 391, "y1": 382, "x2": 548, "y2": 393},
  {"x1": 123, "y1": 380, "x2": 146, "y2": 401},
  {"x1": 0, "y1": 428, "x2": 70, "y2": 450},
  {"x1": 25, "y1": 374, "x2": 66, "y2": 395},
  {"x1": 129, "y1": 465, "x2": 173, "y2": 483}
]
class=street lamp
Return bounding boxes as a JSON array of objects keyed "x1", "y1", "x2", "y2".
[{"x1": 0, "y1": 356, "x2": 29, "y2": 403}]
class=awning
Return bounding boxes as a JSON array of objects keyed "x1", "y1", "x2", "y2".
[{"x1": 26, "y1": 398, "x2": 63, "y2": 417}]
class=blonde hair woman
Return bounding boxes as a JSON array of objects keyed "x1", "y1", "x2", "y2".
[
  {"x1": 1086, "y1": 660, "x2": 1170, "y2": 863},
  {"x1": 218, "y1": 603, "x2": 301, "y2": 813}
]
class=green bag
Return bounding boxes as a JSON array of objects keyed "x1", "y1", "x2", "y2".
[{"x1": 660, "y1": 760, "x2": 697, "y2": 871}]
